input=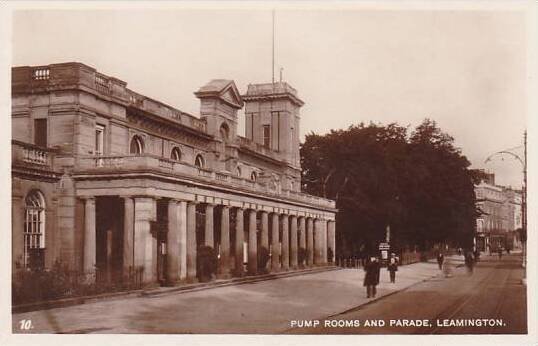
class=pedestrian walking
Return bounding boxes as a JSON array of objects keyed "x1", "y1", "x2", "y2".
[
  {"x1": 497, "y1": 247, "x2": 503, "y2": 260},
  {"x1": 437, "y1": 252, "x2": 444, "y2": 270},
  {"x1": 473, "y1": 249, "x2": 480, "y2": 263},
  {"x1": 387, "y1": 253, "x2": 398, "y2": 283},
  {"x1": 363, "y1": 256, "x2": 380, "y2": 298},
  {"x1": 465, "y1": 251, "x2": 475, "y2": 274}
]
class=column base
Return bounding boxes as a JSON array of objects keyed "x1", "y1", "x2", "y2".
[
  {"x1": 217, "y1": 272, "x2": 232, "y2": 280},
  {"x1": 185, "y1": 277, "x2": 199, "y2": 284},
  {"x1": 231, "y1": 269, "x2": 245, "y2": 278}
]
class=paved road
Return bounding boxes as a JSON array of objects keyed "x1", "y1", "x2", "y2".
[
  {"x1": 288, "y1": 253, "x2": 527, "y2": 334},
  {"x1": 13, "y1": 254, "x2": 525, "y2": 334},
  {"x1": 13, "y1": 260, "x2": 440, "y2": 334}
]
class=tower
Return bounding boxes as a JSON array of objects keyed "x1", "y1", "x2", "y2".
[
  {"x1": 242, "y1": 81, "x2": 304, "y2": 169},
  {"x1": 195, "y1": 79, "x2": 243, "y2": 141}
]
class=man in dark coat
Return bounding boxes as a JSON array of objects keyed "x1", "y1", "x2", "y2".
[
  {"x1": 387, "y1": 254, "x2": 398, "y2": 283},
  {"x1": 363, "y1": 256, "x2": 381, "y2": 298},
  {"x1": 437, "y1": 252, "x2": 444, "y2": 270},
  {"x1": 464, "y1": 251, "x2": 475, "y2": 274}
]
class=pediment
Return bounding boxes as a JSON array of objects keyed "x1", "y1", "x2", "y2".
[
  {"x1": 195, "y1": 79, "x2": 244, "y2": 109},
  {"x1": 220, "y1": 84, "x2": 243, "y2": 108}
]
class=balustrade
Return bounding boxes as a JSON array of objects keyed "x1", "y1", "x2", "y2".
[{"x1": 12, "y1": 140, "x2": 53, "y2": 167}]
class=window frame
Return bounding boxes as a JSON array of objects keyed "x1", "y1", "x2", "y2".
[
  {"x1": 262, "y1": 124, "x2": 271, "y2": 148},
  {"x1": 171, "y1": 146, "x2": 182, "y2": 162},
  {"x1": 34, "y1": 118, "x2": 48, "y2": 148},
  {"x1": 24, "y1": 190, "x2": 46, "y2": 270},
  {"x1": 95, "y1": 124, "x2": 105, "y2": 156},
  {"x1": 195, "y1": 154, "x2": 205, "y2": 169},
  {"x1": 130, "y1": 135, "x2": 144, "y2": 155}
]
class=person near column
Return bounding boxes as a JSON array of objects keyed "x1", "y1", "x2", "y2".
[
  {"x1": 437, "y1": 252, "x2": 444, "y2": 270},
  {"x1": 387, "y1": 253, "x2": 398, "y2": 283},
  {"x1": 363, "y1": 256, "x2": 380, "y2": 298}
]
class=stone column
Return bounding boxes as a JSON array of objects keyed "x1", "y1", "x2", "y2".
[
  {"x1": 306, "y1": 218, "x2": 314, "y2": 266},
  {"x1": 314, "y1": 219, "x2": 322, "y2": 265},
  {"x1": 167, "y1": 200, "x2": 180, "y2": 282},
  {"x1": 260, "y1": 211, "x2": 269, "y2": 250},
  {"x1": 281, "y1": 214, "x2": 290, "y2": 270},
  {"x1": 178, "y1": 201, "x2": 187, "y2": 280},
  {"x1": 219, "y1": 206, "x2": 230, "y2": 278},
  {"x1": 123, "y1": 197, "x2": 134, "y2": 274},
  {"x1": 234, "y1": 208, "x2": 244, "y2": 275},
  {"x1": 12, "y1": 196, "x2": 24, "y2": 270},
  {"x1": 271, "y1": 212, "x2": 280, "y2": 272},
  {"x1": 328, "y1": 220, "x2": 336, "y2": 263},
  {"x1": 134, "y1": 197, "x2": 156, "y2": 283},
  {"x1": 299, "y1": 217, "x2": 306, "y2": 267},
  {"x1": 186, "y1": 201, "x2": 197, "y2": 281},
  {"x1": 290, "y1": 215, "x2": 298, "y2": 269},
  {"x1": 83, "y1": 197, "x2": 96, "y2": 272},
  {"x1": 204, "y1": 204, "x2": 214, "y2": 248},
  {"x1": 322, "y1": 220, "x2": 328, "y2": 264},
  {"x1": 248, "y1": 209, "x2": 258, "y2": 275}
]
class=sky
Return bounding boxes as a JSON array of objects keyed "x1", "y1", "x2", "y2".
[{"x1": 10, "y1": 5, "x2": 531, "y2": 188}]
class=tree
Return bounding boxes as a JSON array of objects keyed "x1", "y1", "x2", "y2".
[{"x1": 301, "y1": 119, "x2": 479, "y2": 255}]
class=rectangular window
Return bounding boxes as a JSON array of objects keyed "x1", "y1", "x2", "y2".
[
  {"x1": 271, "y1": 111, "x2": 280, "y2": 151},
  {"x1": 263, "y1": 125, "x2": 271, "y2": 148},
  {"x1": 34, "y1": 119, "x2": 47, "y2": 147},
  {"x1": 95, "y1": 124, "x2": 105, "y2": 155}
]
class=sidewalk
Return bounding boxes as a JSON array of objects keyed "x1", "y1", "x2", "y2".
[
  {"x1": 12, "y1": 265, "x2": 339, "y2": 313},
  {"x1": 13, "y1": 259, "x2": 452, "y2": 333}
]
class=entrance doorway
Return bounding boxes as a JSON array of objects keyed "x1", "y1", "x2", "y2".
[
  {"x1": 153, "y1": 199, "x2": 169, "y2": 286},
  {"x1": 95, "y1": 196, "x2": 124, "y2": 284}
]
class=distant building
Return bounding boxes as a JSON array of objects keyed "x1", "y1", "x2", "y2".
[
  {"x1": 11, "y1": 62, "x2": 337, "y2": 285},
  {"x1": 474, "y1": 171, "x2": 522, "y2": 252}
]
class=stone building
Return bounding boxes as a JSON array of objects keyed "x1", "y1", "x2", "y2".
[
  {"x1": 474, "y1": 172, "x2": 522, "y2": 252},
  {"x1": 11, "y1": 62, "x2": 337, "y2": 285}
]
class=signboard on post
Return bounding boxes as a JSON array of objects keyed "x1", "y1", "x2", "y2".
[{"x1": 379, "y1": 242, "x2": 390, "y2": 265}]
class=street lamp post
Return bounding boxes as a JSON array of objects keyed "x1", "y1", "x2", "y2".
[{"x1": 484, "y1": 130, "x2": 527, "y2": 285}]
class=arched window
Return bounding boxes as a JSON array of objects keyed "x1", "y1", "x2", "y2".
[
  {"x1": 130, "y1": 135, "x2": 144, "y2": 155},
  {"x1": 24, "y1": 190, "x2": 46, "y2": 270},
  {"x1": 250, "y1": 171, "x2": 257, "y2": 182},
  {"x1": 171, "y1": 147, "x2": 182, "y2": 161},
  {"x1": 236, "y1": 166, "x2": 242, "y2": 177},
  {"x1": 195, "y1": 154, "x2": 205, "y2": 169},
  {"x1": 219, "y1": 123, "x2": 230, "y2": 141}
]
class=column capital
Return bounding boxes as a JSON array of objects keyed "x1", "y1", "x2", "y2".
[{"x1": 131, "y1": 195, "x2": 156, "y2": 201}]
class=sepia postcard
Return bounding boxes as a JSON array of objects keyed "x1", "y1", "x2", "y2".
[{"x1": 0, "y1": 1, "x2": 536, "y2": 346}]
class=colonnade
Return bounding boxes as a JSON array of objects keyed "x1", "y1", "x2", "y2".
[{"x1": 81, "y1": 196, "x2": 336, "y2": 284}]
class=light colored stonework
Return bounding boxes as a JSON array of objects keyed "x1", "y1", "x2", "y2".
[{"x1": 11, "y1": 62, "x2": 337, "y2": 285}]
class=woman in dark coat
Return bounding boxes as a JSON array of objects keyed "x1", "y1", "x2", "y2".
[{"x1": 363, "y1": 256, "x2": 381, "y2": 298}]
